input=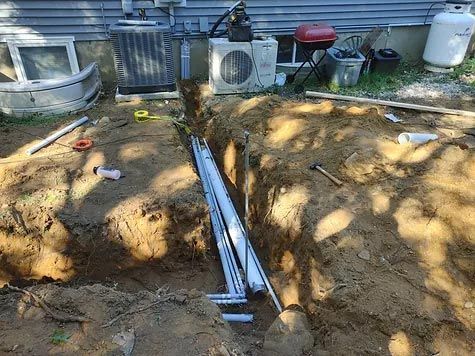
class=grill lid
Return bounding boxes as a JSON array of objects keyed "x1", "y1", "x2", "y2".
[{"x1": 294, "y1": 24, "x2": 337, "y2": 43}]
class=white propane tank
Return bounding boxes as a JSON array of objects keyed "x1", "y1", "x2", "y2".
[{"x1": 423, "y1": 0, "x2": 475, "y2": 72}]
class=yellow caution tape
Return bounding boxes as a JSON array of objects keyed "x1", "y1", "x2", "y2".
[{"x1": 134, "y1": 110, "x2": 191, "y2": 134}]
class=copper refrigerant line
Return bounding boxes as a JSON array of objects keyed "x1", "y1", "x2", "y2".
[{"x1": 191, "y1": 135, "x2": 282, "y2": 323}]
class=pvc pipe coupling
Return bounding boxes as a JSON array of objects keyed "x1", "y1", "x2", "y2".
[{"x1": 398, "y1": 133, "x2": 438, "y2": 144}]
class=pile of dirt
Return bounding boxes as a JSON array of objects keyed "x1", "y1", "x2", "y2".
[
  {"x1": 0, "y1": 283, "x2": 241, "y2": 355},
  {"x1": 200, "y1": 93, "x2": 475, "y2": 354},
  {"x1": 0, "y1": 97, "x2": 211, "y2": 287}
]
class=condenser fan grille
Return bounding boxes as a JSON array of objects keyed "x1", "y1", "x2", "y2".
[{"x1": 220, "y1": 50, "x2": 253, "y2": 85}]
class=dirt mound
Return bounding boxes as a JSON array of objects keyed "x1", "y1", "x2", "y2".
[
  {"x1": 0, "y1": 97, "x2": 210, "y2": 286},
  {"x1": 201, "y1": 94, "x2": 475, "y2": 354},
  {"x1": 0, "y1": 283, "x2": 241, "y2": 355}
]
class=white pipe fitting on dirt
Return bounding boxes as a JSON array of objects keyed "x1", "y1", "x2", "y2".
[
  {"x1": 397, "y1": 132, "x2": 439, "y2": 144},
  {"x1": 222, "y1": 313, "x2": 254, "y2": 323}
]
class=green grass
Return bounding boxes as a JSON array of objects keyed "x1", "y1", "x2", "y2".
[
  {"x1": 0, "y1": 113, "x2": 68, "y2": 127},
  {"x1": 51, "y1": 329, "x2": 70, "y2": 345},
  {"x1": 281, "y1": 61, "x2": 426, "y2": 97},
  {"x1": 330, "y1": 62, "x2": 425, "y2": 97},
  {"x1": 451, "y1": 57, "x2": 475, "y2": 87}
]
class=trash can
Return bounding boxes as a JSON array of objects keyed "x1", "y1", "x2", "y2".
[
  {"x1": 324, "y1": 47, "x2": 366, "y2": 87},
  {"x1": 371, "y1": 48, "x2": 402, "y2": 74}
]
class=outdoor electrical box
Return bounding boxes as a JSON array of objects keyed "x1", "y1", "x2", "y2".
[
  {"x1": 121, "y1": 0, "x2": 133, "y2": 15},
  {"x1": 154, "y1": 0, "x2": 187, "y2": 6}
]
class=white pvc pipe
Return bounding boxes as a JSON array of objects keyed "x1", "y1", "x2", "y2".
[
  {"x1": 207, "y1": 293, "x2": 246, "y2": 299},
  {"x1": 192, "y1": 138, "x2": 238, "y2": 295},
  {"x1": 212, "y1": 299, "x2": 247, "y2": 305},
  {"x1": 201, "y1": 147, "x2": 266, "y2": 293},
  {"x1": 203, "y1": 139, "x2": 283, "y2": 313},
  {"x1": 222, "y1": 313, "x2": 254, "y2": 323},
  {"x1": 26, "y1": 116, "x2": 89, "y2": 155},
  {"x1": 398, "y1": 133, "x2": 439, "y2": 144},
  {"x1": 197, "y1": 142, "x2": 245, "y2": 295}
]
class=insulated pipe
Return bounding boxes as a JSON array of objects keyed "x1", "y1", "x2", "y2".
[
  {"x1": 26, "y1": 116, "x2": 89, "y2": 155},
  {"x1": 203, "y1": 139, "x2": 283, "y2": 313},
  {"x1": 222, "y1": 314, "x2": 254, "y2": 323},
  {"x1": 192, "y1": 138, "x2": 238, "y2": 295},
  {"x1": 397, "y1": 133, "x2": 439, "y2": 144},
  {"x1": 193, "y1": 138, "x2": 245, "y2": 297},
  {"x1": 211, "y1": 299, "x2": 248, "y2": 305},
  {"x1": 201, "y1": 147, "x2": 266, "y2": 294}
]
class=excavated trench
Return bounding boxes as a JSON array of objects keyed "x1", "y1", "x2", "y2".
[
  {"x1": 193, "y1": 86, "x2": 475, "y2": 354},
  {"x1": 1, "y1": 81, "x2": 474, "y2": 354}
]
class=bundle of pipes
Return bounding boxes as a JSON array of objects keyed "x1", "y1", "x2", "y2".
[{"x1": 191, "y1": 136, "x2": 282, "y2": 314}]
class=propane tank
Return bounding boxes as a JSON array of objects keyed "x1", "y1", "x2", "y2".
[{"x1": 423, "y1": 0, "x2": 475, "y2": 72}]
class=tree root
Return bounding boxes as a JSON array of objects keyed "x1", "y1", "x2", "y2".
[
  {"x1": 101, "y1": 295, "x2": 173, "y2": 328},
  {"x1": 7, "y1": 284, "x2": 91, "y2": 323}
]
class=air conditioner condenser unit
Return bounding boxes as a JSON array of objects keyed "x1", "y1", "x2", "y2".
[{"x1": 209, "y1": 38, "x2": 278, "y2": 94}]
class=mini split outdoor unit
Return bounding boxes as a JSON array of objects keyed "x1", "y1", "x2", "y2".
[
  {"x1": 110, "y1": 21, "x2": 176, "y2": 95},
  {"x1": 209, "y1": 38, "x2": 278, "y2": 94}
]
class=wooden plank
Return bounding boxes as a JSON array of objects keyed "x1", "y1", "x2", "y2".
[{"x1": 305, "y1": 91, "x2": 475, "y2": 117}]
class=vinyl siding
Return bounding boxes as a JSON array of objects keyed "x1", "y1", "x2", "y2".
[{"x1": 0, "y1": 0, "x2": 448, "y2": 41}]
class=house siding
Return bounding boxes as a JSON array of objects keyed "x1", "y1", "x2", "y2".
[{"x1": 0, "y1": 0, "x2": 446, "y2": 41}]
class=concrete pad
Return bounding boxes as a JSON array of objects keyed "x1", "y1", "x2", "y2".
[{"x1": 115, "y1": 89, "x2": 181, "y2": 102}]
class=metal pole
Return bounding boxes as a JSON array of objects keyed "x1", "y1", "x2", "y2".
[{"x1": 244, "y1": 130, "x2": 250, "y2": 290}]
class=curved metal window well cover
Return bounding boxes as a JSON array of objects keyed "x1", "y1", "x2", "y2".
[
  {"x1": 0, "y1": 63, "x2": 102, "y2": 118},
  {"x1": 6, "y1": 36, "x2": 80, "y2": 82}
]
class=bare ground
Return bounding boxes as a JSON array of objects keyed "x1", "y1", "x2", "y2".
[
  {"x1": 0, "y1": 84, "x2": 474, "y2": 355},
  {"x1": 0, "y1": 96, "x2": 213, "y2": 289},
  {"x1": 199, "y1": 90, "x2": 475, "y2": 355},
  {"x1": 0, "y1": 284, "x2": 242, "y2": 355}
]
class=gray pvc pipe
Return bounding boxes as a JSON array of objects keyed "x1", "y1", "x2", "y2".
[
  {"x1": 196, "y1": 140, "x2": 245, "y2": 294},
  {"x1": 201, "y1": 145, "x2": 266, "y2": 293},
  {"x1": 192, "y1": 137, "x2": 238, "y2": 295},
  {"x1": 203, "y1": 139, "x2": 283, "y2": 313}
]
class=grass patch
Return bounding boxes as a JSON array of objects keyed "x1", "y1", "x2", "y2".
[
  {"x1": 0, "y1": 113, "x2": 68, "y2": 128},
  {"x1": 283, "y1": 61, "x2": 426, "y2": 97},
  {"x1": 451, "y1": 57, "x2": 475, "y2": 87},
  {"x1": 51, "y1": 329, "x2": 70, "y2": 345},
  {"x1": 331, "y1": 62, "x2": 425, "y2": 97}
]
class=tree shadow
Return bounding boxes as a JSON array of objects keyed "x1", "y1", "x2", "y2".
[
  {"x1": 201, "y1": 93, "x2": 475, "y2": 354},
  {"x1": 0, "y1": 94, "x2": 223, "y2": 295}
]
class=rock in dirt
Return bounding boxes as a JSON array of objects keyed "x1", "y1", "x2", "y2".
[
  {"x1": 357, "y1": 249, "x2": 371, "y2": 261},
  {"x1": 263, "y1": 310, "x2": 314, "y2": 356},
  {"x1": 464, "y1": 301, "x2": 473, "y2": 309},
  {"x1": 112, "y1": 329, "x2": 135, "y2": 356}
]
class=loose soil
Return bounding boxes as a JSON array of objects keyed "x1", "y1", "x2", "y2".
[
  {"x1": 1, "y1": 82, "x2": 474, "y2": 355},
  {"x1": 0, "y1": 97, "x2": 214, "y2": 289},
  {"x1": 199, "y1": 91, "x2": 475, "y2": 355},
  {"x1": 0, "y1": 284, "x2": 242, "y2": 355}
]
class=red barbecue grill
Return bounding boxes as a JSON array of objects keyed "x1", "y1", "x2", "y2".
[{"x1": 288, "y1": 24, "x2": 337, "y2": 90}]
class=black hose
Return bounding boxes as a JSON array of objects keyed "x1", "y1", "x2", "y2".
[{"x1": 209, "y1": 10, "x2": 231, "y2": 38}]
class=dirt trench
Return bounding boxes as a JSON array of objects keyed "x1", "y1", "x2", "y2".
[{"x1": 197, "y1": 90, "x2": 475, "y2": 355}]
